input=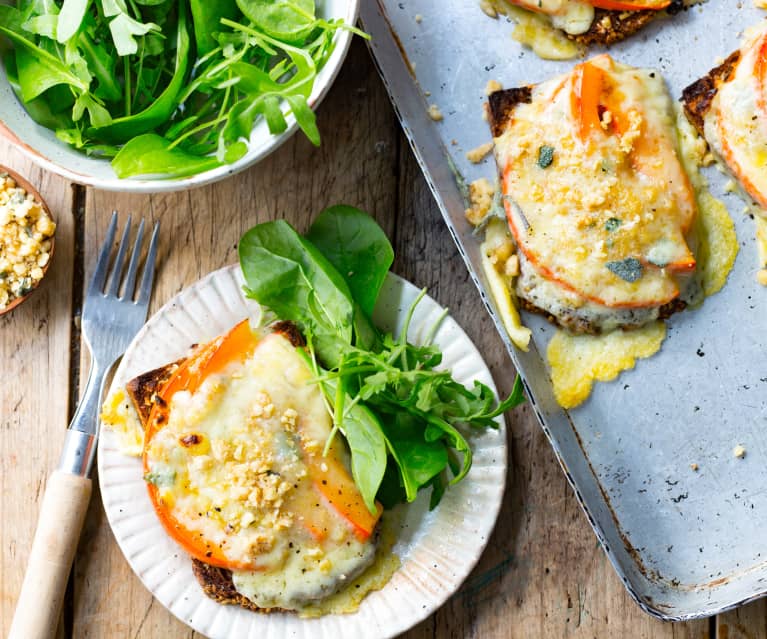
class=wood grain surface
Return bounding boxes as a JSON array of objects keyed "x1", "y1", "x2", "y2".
[{"x1": 0, "y1": 39, "x2": 763, "y2": 639}]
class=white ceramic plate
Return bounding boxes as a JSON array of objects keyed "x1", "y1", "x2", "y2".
[
  {"x1": 98, "y1": 265, "x2": 507, "y2": 639},
  {"x1": 0, "y1": 0, "x2": 359, "y2": 193}
]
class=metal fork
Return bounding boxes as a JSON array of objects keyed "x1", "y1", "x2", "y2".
[{"x1": 9, "y1": 213, "x2": 159, "y2": 639}]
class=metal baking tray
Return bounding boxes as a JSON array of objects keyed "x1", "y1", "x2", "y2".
[{"x1": 360, "y1": 0, "x2": 767, "y2": 621}]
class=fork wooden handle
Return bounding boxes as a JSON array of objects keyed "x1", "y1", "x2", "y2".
[{"x1": 8, "y1": 471, "x2": 92, "y2": 639}]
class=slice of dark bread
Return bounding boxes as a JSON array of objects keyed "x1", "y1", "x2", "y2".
[{"x1": 125, "y1": 321, "x2": 309, "y2": 613}]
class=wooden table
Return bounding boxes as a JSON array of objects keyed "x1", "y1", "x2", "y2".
[{"x1": 0, "y1": 39, "x2": 762, "y2": 639}]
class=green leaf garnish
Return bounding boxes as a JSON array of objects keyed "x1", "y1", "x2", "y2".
[
  {"x1": 537, "y1": 144, "x2": 554, "y2": 169},
  {"x1": 605, "y1": 217, "x2": 622, "y2": 232},
  {"x1": 239, "y1": 207, "x2": 526, "y2": 513},
  {"x1": 606, "y1": 257, "x2": 644, "y2": 283}
]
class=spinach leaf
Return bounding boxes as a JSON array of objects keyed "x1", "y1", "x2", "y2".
[
  {"x1": 319, "y1": 375, "x2": 387, "y2": 515},
  {"x1": 189, "y1": 0, "x2": 239, "y2": 55},
  {"x1": 3, "y1": 52, "x2": 74, "y2": 129},
  {"x1": 112, "y1": 133, "x2": 222, "y2": 178},
  {"x1": 0, "y1": 21, "x2": 88, "y2": 92},
  {"x1": 0, "y1": 6, "x2": 26, "y2": 35},
  {"x1": 382, "y1": 412, "x2": 448, "y2": 502},
  {"x1": 236, "y1": 0, "x2": 316, "y2": 43},
  {"x1": 239, "y1": 219, "x2": 354, "y2": 368},
  {"x1": 306, "y1": 205, "x2": 394, "y2": 317},
  {"x1": 15, "y1": 45, "x2": 72, "y2": 101}
]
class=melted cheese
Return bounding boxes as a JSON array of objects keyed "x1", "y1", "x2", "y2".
[
  {"x1": 541, "y1": 104, "x2": 736, "y2": 409},
  {"x1": 480, "y1": 218, "x2": 532, "y2": 350},
  {"x1": 495, "y1": 0, "x2": 594, "y2": 35},
  {"x1": 494, "y1": 55, "x2": 697, "y2": 309},
  {"x1": 492, "y1": 1, "x2": 584, "y2": 59},
  {"x1": 144, "y1": 333, "x2": 378, "y2": 609},
  {"x1": 705, "y1": 23, "x2": 767, "y2": 213},
  {"x1": 547, "y1": 321, "x2": 666, "y2": 409},
  {"x1": 101, "y1": 387, "x2": 144, "y2": 456},
  {"x1": 299, "y1": 512, "x2": 401, "y2": 617},
  {"x1": 676, "y1": 107, "x2": 739, "y2": 297}
]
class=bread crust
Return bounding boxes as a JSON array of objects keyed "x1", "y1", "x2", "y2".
[
  {"x1": 681, "y1": 50, "x2": 742, "y2": 135},
  {"x1": 191, "y1": 560, "x2": 287, "y2": 613},
  {"x1": 487, "y1": 87, "x2": 533, "y2": 138},
  {"x1": 571, "y1": 8, "x2": 656, "y2": 47},
  {"x1": 125, "y1": 361, "x2": 180, "y2": 424}
]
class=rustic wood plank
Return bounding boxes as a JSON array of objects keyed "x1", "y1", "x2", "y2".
[
  {"x1": 71, "y1": 38, "x2": 400, "y2": 638},
  {"x1": 392, "y1": 136, "x2": 711, "y2": 639},
  {"x1": 0, "y1": 141, "x2": 75, "y2": 638},
  {"x1": 718, "y1": 600, "x2": 767, "y2": 639}
]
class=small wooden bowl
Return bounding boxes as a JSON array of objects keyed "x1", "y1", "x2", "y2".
[{"x1": 0, "y1": 165, "x2": 56, "y2": 316}]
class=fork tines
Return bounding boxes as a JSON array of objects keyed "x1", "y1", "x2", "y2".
[{"x1": 89, "y1": 212, "x2": 159, "y2": 303}]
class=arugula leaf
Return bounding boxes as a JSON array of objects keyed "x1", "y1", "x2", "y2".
[
  {"x1": 56, "y1": 0, "x2": 89, "y2": 43},
  {"x1": 306, "y1": 205, "x2": 394, "y2": 317},
  {"x1": 0, "y1": 22, "x2": 88, "y2": 92},
  {"x1": 72, "y1": 91, "x2": 111, "y2": 126},
  {"x1": 78, "y1": 32, "x2": 121, "y2": 102},
  {"x1": 107, "y1": 13, "x2": 158, "y2": 56},
  {"x1": 90, "y1": 1, "x2": 189, "y2": 143}
]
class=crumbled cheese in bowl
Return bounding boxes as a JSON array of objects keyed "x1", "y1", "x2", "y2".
[{"x1": 0, "y1": 171, "x2": 55, "y2": 311}]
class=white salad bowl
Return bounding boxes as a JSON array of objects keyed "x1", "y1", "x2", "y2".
[{"x1": 0, "y1": 0, "x2": 359, "y2": 193}]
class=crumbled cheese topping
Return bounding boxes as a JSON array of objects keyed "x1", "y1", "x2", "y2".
[
  {"x1": 464, "y1": 177, "x2": 496, "y2": 226},
  {"x1": 466, "y1": 142, "x2": 494, "y2": 164},
  {"x1": 427, "y1": 104, "x2": 444, "y2": 122},
  {"x1": 0, "y1": 173, "x2": 55, "y2": 309}
]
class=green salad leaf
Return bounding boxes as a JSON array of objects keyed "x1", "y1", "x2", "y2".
[
  {"x1": 236, "y1": 0, "x2": 317, "y2": 43},
  {"x1": 239, "y1": 206, "x2": 526, "y2": 513},
  {"x1": 238, "y1": 219, "x2": 355, "y2": 368},
  {"x1": 0, "y1": 0, "x2": 363, "y2": 179},
  {"x1": 306, "y1": 205, "x2": 394, "y2": 317}
]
